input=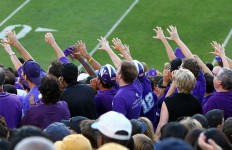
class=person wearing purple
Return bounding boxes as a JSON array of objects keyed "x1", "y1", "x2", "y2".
[
  {"x1": 113, "y1": 60, "x2": 143, "y2": 119},
  {"x1": 0, "y1": 68, "x2": 22, "y2": 128},
  {"x1": 0, "y1": 31, "x2": 46, "y2": 115},
  {"x1": 92, "y1": 64, "x2": 118, "y2": 116},
  {"x1": 21, "y1": 76, "x2": 70, "y2": 129},
  {"x1": 132, "y1": 60, "x2": 157, "y2": 125},
  {"x1": 203, "y1": 68, "x2": 232, "y2": 120}
]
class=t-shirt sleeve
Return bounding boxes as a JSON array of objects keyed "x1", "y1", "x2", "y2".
[
  {"x1": 112, "y1": 96, "x2": 127, "y2": 116},
  {"x1": 203, "y1": 97, "x2": 217, "y2": 115}
]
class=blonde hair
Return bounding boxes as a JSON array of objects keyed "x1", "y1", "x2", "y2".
[
  {"x1": 179, "y1": 117, "x2": 202, "y2": 131},
  {"x1": 137, "y1": 117, "x2": 157, "y2": 142},
  {"x1": 133, "y1": 134, "x2": 153, "y2": 150},
  {"x1": 174, "y1": 68, "x2": 196, "y2": 94}
]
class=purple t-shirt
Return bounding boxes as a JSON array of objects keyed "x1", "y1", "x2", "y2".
[
  {"x1": 139, "y1": 76, "x2": 156, "y2": 123},
  {"x1": 22, "y1": 85, "x2": 41, "y2": 114},
  {"x1": 0, "y1": 92, "x2": 22, "y2": 128},
  {"x1": 95, "y1": 85, "x2": 118, "y2": 116},
  {"x1": 202, "y1": 93, "x2": 213, "y2": 107},
  {"x1": 20, "y1": 101, "x2": 70, "y2": 129},
  {"x1": 203, "y1": 90, "x2": 232, "y2": 119},
  {"x1": 17, "y1": 66, "x2": 47, "y2": 114},
  {"x1": 113, "y1": 79, "x2": 142, "y2": 119},
  {"x1": 192, "y1": 71, "x2": 206, "y2": 105}
]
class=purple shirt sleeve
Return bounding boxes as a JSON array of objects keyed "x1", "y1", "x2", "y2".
[
  {"x1": 113, "y1": 96, "x2": 127, "y2": 116},
  {"x1": 59, "y1": 56, "x2": 70, "y2": 64}
]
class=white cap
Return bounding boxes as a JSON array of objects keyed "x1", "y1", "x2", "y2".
[
  {"x1": 77, "y1": 73, "x2": 89, "y2": 81},
  {"x1": 91, "y1": 111, "x2": 132, "y2": 140}
]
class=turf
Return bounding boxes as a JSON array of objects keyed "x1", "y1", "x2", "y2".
[{"x1": 0, "y1": 0, "x2": 232, "y2": 71}]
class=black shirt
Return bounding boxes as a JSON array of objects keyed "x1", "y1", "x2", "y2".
[
  {"x1": 60, "y1": 81, "x2": 98, "y2": 119},
  {"x1": 164, "y1": 93, "x2": 202, "y2": 122}
]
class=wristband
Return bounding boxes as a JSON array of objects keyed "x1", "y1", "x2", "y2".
[
  {"x1": 9, "y1": 52, "x2": 15, "y2": 56},
  {"x1": 88, "y1": 57, "x2": 93, "y2": 62}
]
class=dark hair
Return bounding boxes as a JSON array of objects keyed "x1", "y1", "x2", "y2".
[
  {"x1": 205, "y1": 63, "x2": 213, "y2": 71},
  {"x1": 205, "y1": 109, "x2": 224, "y2": 128},
  {"x1": 4, "y1": 70, "x2": 15, "y2": 85},
  {"x1": 148, "y1": 75, "x2": 163, "y2": 90},
  {"x1": 61, "y1": 63, "x2": 78, "y2": 84},
  {"x1": 9, "y1": 126, "x2": 49, "y2": 150},
  {"x1": 185, "y1": 128, "x2": 204, "y2": 147},
  {"x1": 48, "y1": 60, "x2": 63, "y2": 78},
  {"x1": 204, "y1": 73, "x2": 214, "y2": 93},
  {"x1": 3, "y1": 84, "x2": 17, "y2": 95},
  {"x1": 223, "y1": 117, "x2": 232, "y2": 144},
  {"x1": 119, "y1": 61, "x2": 138, "y2": 84},
  {"x1": 99, "y1": 79, "x2": 114, "y2": 89},
  {"x1": 80, "y1": 120, "x2": 98, "y2": 149},
  {"x1": 0, "y1": 68, "x2": 5, "y2": 86},
  {"x1": 182, "y1": 58, "x2": 200, "y2": 78},
  {"x1": 170, "y1": 58, "x2": 182, "y2": 72},
  {"x1": 192, "y1": 114, "x2": 209, "y2": 129},
  {"x1": 217, "y1": 68, "x2": 232, "y2": 90},
  {"x1": 38, "y1": 76, "x2": 61, "y2": 104},
  {"x1": 160, "y1": 122, "x2": 188, "y2": 140},
  {"x1": 196, "y1": 128, "x2": 231, "y2": 150}
]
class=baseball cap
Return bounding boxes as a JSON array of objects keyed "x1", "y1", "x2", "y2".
[
  {"x1": 77, "y1": 73, "x2": 89, "y2": 82},
  {"x1": 61, "y1": 116, "x2": 88, "y2": 133},
  {"x1": 98, "y1": 64, "x2": 116, "y2": 85},
  {"x1": 98, "y1": 143, "x2": 128, "y2": 150},
  {"x1": 43, "y1": 122, "x2": 71, "y2": 142},
  {"x1": 147, "y1": 68, "x2": 157, "y2": 77},
  {"x1": 22, "y1": 61, "x2": 42, "y2": 85},
  {"x1": 91, "y1": 111, "x2": 132, "y2": 140},
  {"x1": 130, "y1": 119, "x2": 147, "y2": 135},
  {"x1": 170, "y1": 58, "x2": 182, "y2": 72},
  {"x1": 205, "y1": 109, "x2": 224, "y2": 128},
  {"x1": 54, "y1": 134, "x2": 92, "y2": 150},
  {"x1": 174, "y1": 47, "x2": 185, "y2": 59}
]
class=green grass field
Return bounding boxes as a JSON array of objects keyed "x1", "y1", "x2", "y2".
[{"x1": 1, "y1": 0, "x2": 232, "y2": 71}]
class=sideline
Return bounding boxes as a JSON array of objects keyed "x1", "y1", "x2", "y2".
[
  {"x1": 212, "y1": 28, "x2": 232, "y2": 65},
  {"x1": 0, "y1": 0, "x2": 30, "y2": 27},
  {"x1": 78, "y1": 0, "x2": 139, "y2": 70}
]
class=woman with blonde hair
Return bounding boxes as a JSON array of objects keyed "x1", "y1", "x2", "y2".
[{"x1": 155, "y1": 68, "x2": 202, "y2": 139}]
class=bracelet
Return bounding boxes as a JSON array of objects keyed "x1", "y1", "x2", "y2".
[{"x1": 88, "y1": 57, "x2": 93, "y2": 62}]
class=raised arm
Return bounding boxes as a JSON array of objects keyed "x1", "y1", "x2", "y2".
[
  {"x1": 112, "y1": 37, "x2": 133, "y2": 61},
  {"x1": 45, "y1": 33, "x2": 65, "y2": 59},
  {"x1": 153, "y1": 26, "x2": 176, "y2": 61},
  {"x1": 167, "y1": 25, "x2": 193, "y2": 58},
  {"x1": 0, "y1": 40, "x2": 22, "y2": 70},
  {"x1": 226, "y1": 57, "x2": 232, "y2": 69},
  {"x1": 5, "y1": 31, "x2": 34, "y2": 61},
  {"x1": 76, "y1": 40, "x2": 101, "y2": 70},
  {"x1": 98, "y1": 37, "x2": 121, "y2": 69},
  {"x1": 72, "y1": 42, "x2": 96, "y2": 77},
  {"x1": 210, "y1": 41, "x2": 230, "y2": 69},
  {"x1": 193, "y1": 54, "x2": 212, "y2": 75}
]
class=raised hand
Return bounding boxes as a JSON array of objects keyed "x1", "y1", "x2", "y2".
[
  {"x1": 98, "y1": 37, "x2": 111, "y2": 51},
  {"x1": 112, "y1": 37, "x2": 125, "y2": 51},
  {"x1": 166, "y1": 25, "x2": 179, "y2": 41},
  {"x1": 45, "y1": 33, "x2": 56, "y2": 46},
  {"x1": 0, "y1": 40, "x2": 14, "y2": 55},
  {"x1": 153, "y1": 26, "x2": 166, "y2": 40},
  {"x1": 74, "y1": 40, "x2": 88, "y2": 57},
  {"x1": 210, "y1": 41, "x2": 225, "y2": 57},
  {"x1": 4, "y1": 31, "x2": 18, "y2": 46}
]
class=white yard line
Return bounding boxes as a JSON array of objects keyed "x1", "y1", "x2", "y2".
[
  {"x1": 0, "y1": 0, "x2": 30, "y2": 27},
  {"x1": 212, "y1": 28, "x2": 232, "y2": 65},
  {"x1": 78, "y1": 0, "x2": 139, "y2": 70}
]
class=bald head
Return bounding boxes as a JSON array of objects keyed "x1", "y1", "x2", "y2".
[{"x1": 0, "y1": 68, "x2": 5, "y2": 86}]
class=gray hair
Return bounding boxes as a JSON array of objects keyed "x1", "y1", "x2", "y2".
[
  {"x1": 14, "y1": 136, "x2": 55, "y2": 150},
  {"x1": 217, "y1": 68, "x2": 232, "y2": 90}
]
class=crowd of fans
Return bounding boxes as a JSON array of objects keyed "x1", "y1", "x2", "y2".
[{"x1": 0, "y1": 25, "x2": 232, "y2": 150}]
